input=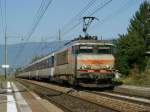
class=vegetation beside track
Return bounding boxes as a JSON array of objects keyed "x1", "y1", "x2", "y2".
[{"x1": 115, "y1": 70, "x2": 150, "y2": 87}]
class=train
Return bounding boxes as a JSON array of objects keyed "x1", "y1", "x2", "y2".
[{"x1": 16, "y1": 36, "x2": 115, "y2": 88}]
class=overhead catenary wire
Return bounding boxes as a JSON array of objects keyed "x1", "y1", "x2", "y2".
[
  {"x1": 61, "y1": 0, "x2": 113, "y2": 39},
  {"x1": 26, "y1": 0, "x2": 52, "y2": 41},
  {"x1": 90, "y1": 0, "x2": 137, "y2": 33},
  {"x1": 89, "y1": 0, "x2": 112, "y2": 16},
  {"x1": 13, "y1": 0, "x2": 53, "y2": 67},
  {"x1": 13, "y1": 0, "x2": 46, "y2": 58}
]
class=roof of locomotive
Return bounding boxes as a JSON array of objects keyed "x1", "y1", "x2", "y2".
[{"x1": 65, "y1": 39, "x2": 114, "y2": 46}]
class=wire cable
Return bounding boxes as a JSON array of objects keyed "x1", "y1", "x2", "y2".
[
  {"x1": 13, "y1": 0, "x2": 53, "y2": 67},
  {"x1": 90, "y1": 0, "x2": 137, "y2": 32},
  {"x1": 61, "y1": 0, "x2": 113, "y2": 38}
]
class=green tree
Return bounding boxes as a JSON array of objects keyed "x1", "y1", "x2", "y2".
[
  {"x1": 31, "y1": 55, "x2": 44, "y2": 63},
  {"x1": 115, "y1": 1, "x2": 150, "y2": 75},
  {"x1": 115, "y1": 34, "x2": 130, "y2": 75}
]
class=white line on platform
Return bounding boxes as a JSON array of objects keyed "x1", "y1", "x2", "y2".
[
  {"x1": 7, "y1": 82, "x2": 11, "y2": 88},
  {"x1": 7, "y1": 95, "x2": 18, "y2": 112},
  {"x1": 11, "y1": 82, "x2": 32, "y2": 112},
  {"x1": 7, "y1": 81, "x2": 18, "y2": 112},
  {"x1": 7, "y1": 82, "x2": 12, "y2": 93}
]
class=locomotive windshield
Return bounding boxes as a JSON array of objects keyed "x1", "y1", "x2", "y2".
[{"x1": 74, "y1": 45, "x2": 114, "y2": 54}]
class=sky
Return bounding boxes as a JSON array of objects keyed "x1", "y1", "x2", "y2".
[{"x1": 0, "y1": 0, "x2": 148, "y2": 44}]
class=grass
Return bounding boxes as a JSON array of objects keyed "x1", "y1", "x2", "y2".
[{"x1": 117, "y1": 70, "x2": 150, "y2": 87}]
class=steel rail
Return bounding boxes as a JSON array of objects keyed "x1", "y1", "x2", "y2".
[{"x1": 88, "y1": 90, "x2": 150, "y2": 107}]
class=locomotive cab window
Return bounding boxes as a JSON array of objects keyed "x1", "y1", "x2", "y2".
[
  {"x1": 74, "y1": 45, "x2": 114, "y2": 54},
  {"x1": 97, "y1": 45, "x2": 113, "y2": 54}
]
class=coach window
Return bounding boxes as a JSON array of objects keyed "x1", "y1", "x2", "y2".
[
  {"x1": 49, "y1": 56, "x2": 54, "y2": 67},
  {"x1": 44, "y1": 60, "x2": 47, "y2": 68},
  {"x1": 41, "y1": 61, "x2": 43, "y2": 69},
  {"x1": 48, "y1": 57, "x2": 53, "y2": 67},
  {"x1": 52, "y1": 56, "x2": 54, "y2": 66},
  {"x1": 46, "y1": 59, "x2": 49, "y2": 68}
]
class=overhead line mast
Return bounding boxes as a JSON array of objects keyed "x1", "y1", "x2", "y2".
[
  {"x1": 58, "y1": 29, "x2": 61, "y2": 41},
  {"x1": 4, "y1": 28, "x2": 7, "y2": 79},
  {"x1": 0, "y1": 0, "x2": 8, "y2": 79}
]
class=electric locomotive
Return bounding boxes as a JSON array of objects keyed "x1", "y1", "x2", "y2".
[{"x1": 53, "y1": 36, "x2": 115, "y2": 87}]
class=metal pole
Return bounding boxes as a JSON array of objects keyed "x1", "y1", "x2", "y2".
[
  {"x1": 4, "y1": 28, "x2": 7, "y2": 80},
  {"x1": 59, "y1": 29, "x2": 61, "y2": 41}
]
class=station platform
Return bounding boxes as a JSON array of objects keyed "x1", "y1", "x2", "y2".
[{"x1": 0, "y1": 81, "x2": 63, "y2": 112}]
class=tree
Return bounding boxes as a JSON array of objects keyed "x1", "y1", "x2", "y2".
[
  {"x1": 31, "y1": 55, "x2": 44, "y2": 63},
  {"x1": 115, "y1": 34, "x2": 130, "y2": 75},
  {"x1": 128, "y1": 1, "x2": 150, "y2": 50},
  {"x1": 115, "y1": 1, "x2": 150, "y2": 75}
]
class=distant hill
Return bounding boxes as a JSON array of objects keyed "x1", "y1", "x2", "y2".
[{"x1": 0, "y1": 41, "x2": 66, "y2": 68}]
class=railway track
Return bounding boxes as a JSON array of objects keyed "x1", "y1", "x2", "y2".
[
  {"x1": 17, "y1": 79, "x2": 150, "y2": 112},
  {"x1": 18, "y1": 79, "x2": 116, "y2": 112},
  {"x1": 107, "y1": 90, "x2": 150, "y2": 100},
  {"x1": 38, "y1": 91, "x2": 74, "y2": 112},
  {"x1": 89, "y1": 91, "x2": 150, "y2": 107}
]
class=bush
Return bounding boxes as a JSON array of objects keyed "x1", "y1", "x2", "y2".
[{"x1": 120, "y1": 71, "x2": 150, "y2": 86}]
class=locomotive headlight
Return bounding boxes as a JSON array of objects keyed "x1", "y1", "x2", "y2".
[
  {"x1": 105, "y1": 65, "x2": 113, "y2": 69},
  {"x1": 80, "y1": 65, "x2": 86, "y2": 69},
  {"x1": 80, "y1": 65, "x2": 91, "y2": 69},
  {"x1": 83, "y1": 65, "x2": 88, "y2": 69},
  {"x1": 106, "y1": 65, "x2": 109, "y2": 68}
]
